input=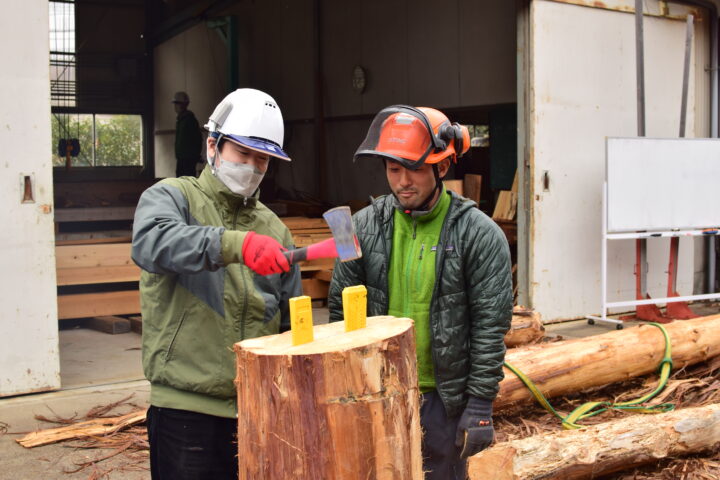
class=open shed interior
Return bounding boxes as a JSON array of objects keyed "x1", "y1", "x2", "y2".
[{"x1": 49, "y1": 0, "x2": 519, "y2": 388}]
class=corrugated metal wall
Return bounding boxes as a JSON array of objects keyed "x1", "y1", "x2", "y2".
[{"x1": 153, "y1": 0, "x2": 518, "y2": 203}]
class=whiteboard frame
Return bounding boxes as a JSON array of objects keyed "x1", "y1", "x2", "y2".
[
  {"x1": 606, "y1": 137, "x2": 720, "y2": 233},
  {"x1": 589, "y1": 138, "x2": 720, "y2": 326}
]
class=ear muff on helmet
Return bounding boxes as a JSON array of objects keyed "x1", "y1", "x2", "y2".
[{"x1": 439, "y1": 122, "x2": 470, "y2": 160}]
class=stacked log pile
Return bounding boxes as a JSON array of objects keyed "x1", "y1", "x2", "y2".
[{"x1": 469, "y1": 313, "x2": 720, "y2": 479}]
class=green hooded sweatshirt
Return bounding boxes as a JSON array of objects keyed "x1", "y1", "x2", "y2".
[{"x1": 387, "y1": 189, "x2": 451, "y2": 391}]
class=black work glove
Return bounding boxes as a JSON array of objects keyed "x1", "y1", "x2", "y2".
[{"x1": 455, "y1": 396, "x2": 494, "y2": 459}]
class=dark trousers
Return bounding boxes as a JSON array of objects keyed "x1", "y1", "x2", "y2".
[
  {"x1": 146, "y1": 405, "x2": 238, "y2": 480},
  {"x1": 421, "y1": 391, "x2": 467, "y2": 480}
]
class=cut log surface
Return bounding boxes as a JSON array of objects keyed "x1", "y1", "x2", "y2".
[
  {"x1": 235, "y1": 316, "x2": 422, "y2": 480},
  {"x1": 497, "y1": 314, "x2": 720, "y2": 411},
  {"x1": 505, "y1": 310, "x2": 544, "y2": 348},
  {"x1": 468, "y1": 403, "x2": 720, "y2": 480}
]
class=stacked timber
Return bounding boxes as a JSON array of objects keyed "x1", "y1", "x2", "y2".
[
  {"x1": 234, "y1": 316, "x2": 422, "y2": 480},
  {"x1": 280, "y1": 216, "x2": 336, "y2": 300},
  {"x1": 55, "y1": 241, "x2": 141, "y2": 324},
  {"x1": 492, "y1": 173, "x2": 518, "y2": 222}
]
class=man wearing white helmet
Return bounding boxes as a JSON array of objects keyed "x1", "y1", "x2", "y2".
[{"x1": 132, "y1": 88, "x2": 301, "y2": 479}]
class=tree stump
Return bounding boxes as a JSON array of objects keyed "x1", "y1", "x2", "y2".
[
  {"x1": 505, "y1": 308, "x2": 544, "y2": 348},
  {"x1": 234, "y1": 316, "x2": 422, "y2": 480}
]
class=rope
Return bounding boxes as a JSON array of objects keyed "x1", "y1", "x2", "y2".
[{"x1": 504, "y1": 322, "x2": 675, "y2": 430}]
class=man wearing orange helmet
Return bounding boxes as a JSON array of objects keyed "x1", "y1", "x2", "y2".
[{"x1": 329, "y1": 105, "x2": 512, "y2": 479}]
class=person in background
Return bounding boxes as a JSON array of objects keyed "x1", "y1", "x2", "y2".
[
  {"x1": 328, "y1": 105, "x2": 513, "y2": 479},
  {"x1": 133, "y1": 88, "x2": 301, "y2": 479},
  {"x1": 172, "y1": 91, "x2": 203, "y2": 177}
]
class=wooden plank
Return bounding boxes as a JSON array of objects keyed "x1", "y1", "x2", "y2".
[
  {"x1": 299, "y1": 257, "x2": 336, "y2": 272},
  {"x1": 54, "y1": 206, "x2": 136, "y2": 223},
  {"x1": 443, "y1": 179, "x2": 464, "y2": 197},
  {"x1": 280, "y1": 217, "x2": 329, "y2": 230},
  {"x1": 289, "y1": 228, "x2": 332, "y2": 235},
  {"x1": 463, "y1": 174, "x2": 482, "y2": 205},
  {"x1": 312, "y1": 270, "x2": 333, "y2": 282},
  {"x1": 128, "y1": 315, "x2": 143, "y2": 334},
  {"x1": 495, "y1": 219, "x2": 517, "y2": 245},
  {"x1": 55, "y1": 234, "x2": 133, "y2": 246},
  {"x1": 86, "y1": 316, "x2": 131, "y2": 334},
  {"x1": 57, "y1": 291, "x2": 140, "y2": 320},
  {"x1": 492, "y1": 191, "x2": 517, "y2": 221},
  {"x1": 293, "y1": 234, "x2": 333, "y2": 248},
  {"x1": 301, "y1": 278, "x2": 329, "y2": 300},
  {"x1": 511, "y1": 170, "x2": 519, "y2": 193},
  {"x1": 55, "y1": 243, "x2": 134, "y2": 269},
  {"x1": 56, "y1": 264, "x2": 141, "y2": 286}
]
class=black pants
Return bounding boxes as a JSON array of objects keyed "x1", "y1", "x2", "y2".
[
  {"x1": 146, "y1": 405, "x2": 238, "y2": 480},
  {"x1": 421, "y1": 391, "x2": 467, "y2": 480}
]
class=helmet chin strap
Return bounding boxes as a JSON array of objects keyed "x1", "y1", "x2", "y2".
[{"x1": 397, "y1": 164, "x2": 443, "y2": 215}]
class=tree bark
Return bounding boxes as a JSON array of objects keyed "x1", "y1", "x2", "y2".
[
  {"x1": 468, "y1": 403, "x2": 720, "y2": 480},
  {"x1": 497, "y1": 314, "x2": 720, "y2": 411},
  {"x1": 505, "y1": 309, "x2": 544, "y2": 348},
  {"x1": 17, "y1": 410, "x2": 146, "y2": 448},
  {"x1": 234, "y1": 316, "x2": 422, "y2": 480}
]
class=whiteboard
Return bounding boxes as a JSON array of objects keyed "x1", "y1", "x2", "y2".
[{"x1": 606, "y1": 137, "x2": 720, "y2": 232}]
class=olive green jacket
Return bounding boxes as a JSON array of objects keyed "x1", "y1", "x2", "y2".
[
  {"x1": 328, "y1": 192, "x2": 512, "y2": 417},
  {"x1": 132, "y1": 167, "x2": 302, "y2": 418}
]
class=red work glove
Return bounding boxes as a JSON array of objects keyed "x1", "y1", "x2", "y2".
[{"x1": 242, "y1": 231, "x2": 290, "y2": 275}]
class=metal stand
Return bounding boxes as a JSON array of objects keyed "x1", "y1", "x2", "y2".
[{"x1": 588, "y1": 184, "x2": 720, "y2": 329}]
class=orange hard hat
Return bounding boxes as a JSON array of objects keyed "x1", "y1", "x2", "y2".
[{"x1": 354, "y1": 105, "x2": 470, "y2": 170}]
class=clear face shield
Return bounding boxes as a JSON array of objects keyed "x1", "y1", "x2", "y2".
[{"x1": 353, "y1": 105, "x2": 447, "y2": 170}]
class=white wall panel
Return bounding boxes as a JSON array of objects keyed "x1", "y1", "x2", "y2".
[
  {"x1": 153, "y1": 23, "x2": 227, "y2": 178},
  {"x1": 0, "y1": 0, "x2": 59, "y2": 395},
  {"x1": 529, "y1": 0, "x2": 705, "y2": 320}
]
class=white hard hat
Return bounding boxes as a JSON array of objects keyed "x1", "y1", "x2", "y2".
[{"x1": 205, "y1": 88, "x2": 290, "y2": 162}]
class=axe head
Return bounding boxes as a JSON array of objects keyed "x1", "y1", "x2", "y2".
[{"x1": 323, "y1": 206, "x2": 362, "y2": 262}]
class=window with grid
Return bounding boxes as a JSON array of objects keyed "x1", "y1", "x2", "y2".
[{"x1": 50, "y1": 0, "x2": 143, "y2": 168}]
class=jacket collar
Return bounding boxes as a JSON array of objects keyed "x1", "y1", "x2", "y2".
[
  {"x1": 391, "y1": 186, "x2": 451, "y2": 223},
  {"x1": 374, "y1": 189, "x2": 474, "y2": 227},
  {"x1": 198, "y1": 165, "x2": 260, "y2": 210}
]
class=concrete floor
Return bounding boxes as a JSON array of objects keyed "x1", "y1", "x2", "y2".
[
  {"x1": 59, "y1": 327, "x2": 145, "y2": 389},
  {"x1": 0, "y1": 304, "x2": 717, "y2": 479}
]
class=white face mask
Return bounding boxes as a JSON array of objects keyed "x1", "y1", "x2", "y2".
[{"x1": 212, "y1": 155, "x2": 265, "y2": 197}]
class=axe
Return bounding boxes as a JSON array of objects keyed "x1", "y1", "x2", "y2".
[{"x1": 283, "y1": 206, "x2": 362, "y2": 265}]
